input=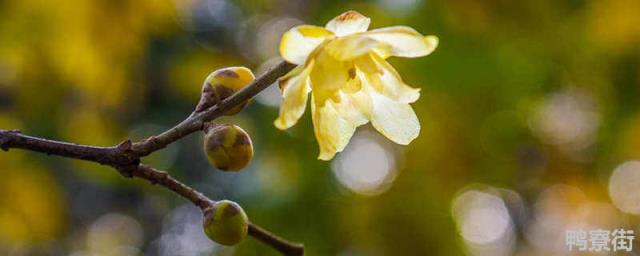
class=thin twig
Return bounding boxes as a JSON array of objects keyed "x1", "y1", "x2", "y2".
[
  {"x1": 0, "y1": 59, "x2": 303, "y2": 255},
  {"x1": 131, "y1": 60, "x2": 296, "y2": 157},
  {"x1": 0, "y1": 129, "x2": 135, "y2": 165},
  {"x1": 134, "y1": 164, "x2": 304, "y2": 254},
  {"x1": 132, "y1": 164, "x2": 213, "y2": 209},
  {"x1": 249, "y1": 224, "x2": 305, "y2": 256}
]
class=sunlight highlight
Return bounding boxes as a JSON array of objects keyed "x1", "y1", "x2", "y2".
[{"x1": 331, "y1": 130, "x2": 398, "y2": 196}]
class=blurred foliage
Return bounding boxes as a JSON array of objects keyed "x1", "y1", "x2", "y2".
[{"x1": 0, "y1": 0, "x2": 639, "y2": 255}]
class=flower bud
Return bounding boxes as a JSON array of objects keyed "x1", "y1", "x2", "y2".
[
  {"x1": 203, "y1": 200, "x2": 249, "y2": 246},
  {"x1": 203, "y1": 124, "x2": 254, "y2": 171},
  {"x1": 196, "y1": 66, "x2": 255, "y2": 115}
]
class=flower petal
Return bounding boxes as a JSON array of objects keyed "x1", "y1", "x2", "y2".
[
  {"x1": 325, "y1": 10, "x2": 371, "y2": 36},
  {"x1": 280, "y1": 25, "x2": 334, "y2": 65},
  {"x1": 355, "y1": 53, "x2": 421, "y2": 103},
  {"x1": 311, "y1": 96, "x2": 357, "y2": 160},
  {"x1": 334, "y1": 89, "x2": 369, "y2": 127},
  {"x1": 369, "y1": 89, "x2": 420, "y2": 145},
  {"x1": 309, "y1": 49, "x2": 350, "y2": 104},
  {"x1": 325, "y1": 34, "x2": 382, "y2": 61},
  {"x1": 364, "y1": 26, "x2": 438, "y2": 58},
  {"x1": 274, "y1": 62, "x2": 314, "y2": 130},
  {"x1": 277, "y1": 64, "x2": 305, "y2": 91},
  {"x1": 349, "y1": 89, "x2": 372, "y2": 120}
]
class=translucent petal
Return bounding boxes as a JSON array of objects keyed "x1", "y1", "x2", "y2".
[
  {"x1": 364, "y1": 26, "x2": 438, "y2": 58},
  {"x1": 309, "y1": 50, "x2": 350, "y2": 104},
  {"x1": 277, "y1": 64, "x2": 305, "y2": 91},
  {"x1": 349, "y1": 88, "x2": 372, "y2": 120},
  {"x1": 280, "y1": 25, "x2": 334, "y2": 65},
  {"x1": 334, "y1": 89, "x2": 369, "y2": 127},
  {"x1": 325, "y1": 10, "x2": 371, "y2": 36},
  {"x1": 355, "y1": 54, "x2": 421, "y2": 103},
  {"x1": 336, "y1": 77, "x2": 372, "y2": 126},
  {"x1": 325, "y1": 35, "x2": 382, "y2": 61},
  {"x1": 369, "y1": 89, "x2": 421, "y2": 145},
  {"x1": 311, "y1": 96, "x2": 357, "y2": 160},
  {"x1": 274, "y1": 62, "x2": 313, "y2": 130}
]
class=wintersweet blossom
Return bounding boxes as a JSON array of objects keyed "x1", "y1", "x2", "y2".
[{"x1": 275, "y1": 10, "x2": 438, "y2": 160}]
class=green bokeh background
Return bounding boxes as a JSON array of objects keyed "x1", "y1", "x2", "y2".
[{"x1": 0, "y1": 0, "x2": 639, "y2": 255}]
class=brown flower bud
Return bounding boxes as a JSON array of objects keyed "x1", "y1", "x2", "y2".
[
  {"x1": 196, "y1": 67, "x2": 255, "y2": 115},
  {"x1": 203, "y1": 200, "x2": 249, "y2": 246},
  {"x1": 203, "y1": 124, "x2": 254, "y2": 171}
]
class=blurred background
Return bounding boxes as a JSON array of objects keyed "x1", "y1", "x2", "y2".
[{"x1": 0, "y1": 0, "x2": 639, "y2": 255}]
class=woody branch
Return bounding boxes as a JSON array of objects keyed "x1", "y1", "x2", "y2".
[{"x1": 0, "y1": 60, "x2": 301, "y2": 256}]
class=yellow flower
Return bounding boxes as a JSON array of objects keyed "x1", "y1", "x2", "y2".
[{"x1": 275, "y1": 10, "x2": 438, "y2": 160}]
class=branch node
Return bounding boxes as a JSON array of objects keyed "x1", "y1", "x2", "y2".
[
  {"x1": 117, "y1": 139, "x2": 133, "y2": 151},
  {"x1": 116, "y1": 165, "x2": 137, "y2": 178},
  {"x1": 202, "y1": 122, "x2": 218, "y2": 134}
]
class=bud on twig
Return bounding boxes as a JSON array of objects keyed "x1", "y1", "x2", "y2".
[
  {"x1": 203, "y1": 200, "x2": 249, "y2": 246},
  {"x1": 195, "y1": 67, "x2": 255, "y2": 115},
  {"x1": 203, "y1": 124, "x2": 254, "y2": 171}
]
